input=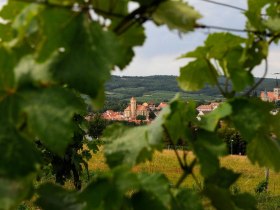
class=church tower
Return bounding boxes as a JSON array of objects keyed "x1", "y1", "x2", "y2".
[{"x1": 130, "y1": 97, "x2": 136, "y2": 118}]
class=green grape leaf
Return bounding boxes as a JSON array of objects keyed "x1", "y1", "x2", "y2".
[
  {"x1": 137, "y1": 173, "x2": 171, "y2": 208},
  {"x1": 35, "y1": 7, "x2": 78, "y2": 62},
  {"x1": 104, "y1": 107, "x2": 170, "y2": 168},
  {"x1": 230, "y1": 98, "x2": 273, "y2": 141},
  {"x1": 204, "y1": 168, "x2": 243, "y2": 210},
  {"x1": 164, "y1": 99, "x2": 197, "y2": 144},
  {"x1": 247, "y1": 133, "x2": 280, "y2": 172},
  {"x1": 242, "y1": 37, "x2": 268, "y2": 69},
  {"x1": 152, "y1": 0, "x2": 201, "y2": 32},
  {"x1": 178, "y1": 59, "x2": 218, "y2": 91},
  {"x1": 92, "y1": 0, "x2": 129, "y2": 19},
  {"x1": 79, "y1": 167, "x2": 139, "y2": 210},
  {"x1": 204, "y1": 167, "x2": 240, "y2": 189},
  {"x1": 36, "y1": 183, "x2": 84, "y2": 210},
  {"x1": 230, "y1": 98, "x2": 280, "y2": 171},
  {"x1": 200, "y1": 102, "x2": 232, "y2": 132},
  {"x1": 205, "y1": 33, "x2": 245, "y2": 59},
  {"x1": 51, "y1": 16, "x2": 124, "y2": 107},
  {"x1": 0, "y1": 1, "x2": 28, "y2": 21},
  {"x1": 203, "y1": 184, "x2": 236, "y2": 210},
  {"x1": 0, "y1": 23, "x2": 14, "y2": 42},
  {"x1": 232, "y1": 193, "x2": 257, "y2": 210},
  {"x1": 0, "y1": 177, "x2": 34, "y2": 210},
  {"x1": 264, "y1": 17, "x2": 280, "y2": 32},
  {"x1": 179, "y1": 46, "x2": 207, "y2": 59},
  {"x1": 0, "y1": 47, "x2": 16, "y2": 96},
  {"x1": 245, "y1": 0, "x2": 267, "y2": 31},
  {"x1": 80, "y1": 176, "x2": 123, "y2": 210},
  {"x1": 48, "y1": 0, "x2": 78, "y2": 6},
  {"x1": 21, "y1": 87, "x2": 85, "y2": 155},
  {"x1": 114, "y1": 24, "x2": 146, "y2": 69},
  {"x1": 132, "y1": 191, "x2": 167, "y2": 210},
  {"x1": 193, "y1": 131, "x2": 227, "y2": 176},
  {"x1": 11, "y1": 4, "x2": 42, "y2": 45},
  {"x1": 225, "y1": 48, "x2": 254, "y2": 91},
  {"x1": 14, "y1": 54, "x2": 55, "y2": 86},
  {"x1": 0, "y1": 125, "x2": 40, "y2": 178},
  {"x1": 172, "y1": 188, "x2": 203, "y2": 210}
]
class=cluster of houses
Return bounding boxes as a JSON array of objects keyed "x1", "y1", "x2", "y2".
[
  {"x1": 102, "y1": 97, "x2": 168, "y2": 122},
  {"x1": 92, "y1": 82, "x2": 280, "y2": 123}
]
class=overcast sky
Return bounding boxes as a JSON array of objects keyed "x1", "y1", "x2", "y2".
[{"x1": 114, "y1": 0, "x2": 280, "y2": 78}]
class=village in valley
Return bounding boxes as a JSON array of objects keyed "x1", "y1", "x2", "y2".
[
  {"x1": 95, "y1": 97, "x2": 168, "y2": 123},
  {"x1": 88, "y1": 79, "x2": 280, "y2": 124}
]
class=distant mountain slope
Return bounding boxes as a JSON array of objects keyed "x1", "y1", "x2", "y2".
[{"x1": 105, "y1": 75, "x2": 277, "y2": 103}]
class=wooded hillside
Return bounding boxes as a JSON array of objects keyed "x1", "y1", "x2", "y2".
[{"x1": 105, "y1": 75, "x2": 277, "y2": 102}]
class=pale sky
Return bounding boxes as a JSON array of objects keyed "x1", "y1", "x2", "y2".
[{"x1": 114, "y1": 0, "x2": 280, "y2": 78}]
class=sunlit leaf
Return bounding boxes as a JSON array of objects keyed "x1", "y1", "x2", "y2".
[
  {"x1": 152, "y1": 0, "x2": 201, "y2": 32},
  {"x1": 178, "y1": 59, "x2": 218, "y2": 91}
]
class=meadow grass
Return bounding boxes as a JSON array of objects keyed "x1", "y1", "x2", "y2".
[{"x1": 88, "y1": 149, "x2": 280, "y2": 195}]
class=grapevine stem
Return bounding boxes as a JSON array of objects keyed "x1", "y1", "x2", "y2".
[
  {"x1": 175, "y1": 171, "x2": 188, "y2": 188},
  {"x1": 200, "y1": 0, "x2": 246, "y2": 12},
  {"x1": 163, "y1": 125, "x2": 185, "y2": 170}
]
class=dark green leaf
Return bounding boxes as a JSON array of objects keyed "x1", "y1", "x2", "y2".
[
  {"x1": 21, "y1": 87, "x2": 85, "y2": 155},
  {"x1": 35, "y1": 7, "x2": 78, "y2": 62},
  {"x1": 231, "y1": 98, "x2": 280, "y2": 171},
  {"x1": 204, "y1": 167, "x2": 240, "y2": 189},
  {"x1": 51, "y1": 16, "x2": 124, "y2": 107},
  {"x1": 225, "y1": 48, "x2": 254, "y2": 91},
  {"x1": 193, "y1": 131, "x2": 227, "y2": 176},
  {"x1": 114, "y1": 24, "x2": 146, "y2": 69},
  {"x1": 0, "y1": 177, "x2": 33, "y2": 210},
  {"x1": 232, "y1": 193, "x2": 257, "y2": 210},
  {"x1": 0, "y1": 125, "x2": 40, "y2": 178},
  {"x1": 204, "y1": 184, "x2": 236, "y2": 210},
  {"x1": 230, "y1": 98, "x2": 273, "y2": 141},
  {"x1": 247, "y1": 133, "x2": 280, "y2": 172},
  {"x1": 172, "y1": 188, "x2": 203, "y2": 210},
  {"x1": 36, "y1": 183, "x2": 84, "y2": 210},
  {"x1": 0, "y1": 47, "x2": 16, "y2": 96},
  {"x1": 164, "y1": 99, "x2": 197, "y2": 144},
  {"x1": 79, "y1": 167, "x2": 139, "y2": 210},
  {"x1": 137, "y1": 173, "x2": 171, "y2": 208}
]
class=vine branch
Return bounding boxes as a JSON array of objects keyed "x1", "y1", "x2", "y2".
[
  {"x1": 200, "y1": 0, "x2": 246, "y2": 12},
  {"x1": 196, "y1": 24, "x2": 273, "y2": 37}
]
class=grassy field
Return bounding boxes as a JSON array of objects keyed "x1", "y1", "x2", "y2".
[
  {"x1": 20, "y1": 149, "x2": 280, "y2": 210},
  {"x1": 88, "y1": 149, "x2": 280, "y2": 195}
]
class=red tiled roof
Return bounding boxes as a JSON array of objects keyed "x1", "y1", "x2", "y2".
[
  {"x1": 260, "y1": 91, "x2": 280, "y2": 101},
  {"x1": 197, "y1": 105, "x2": 212, "y2": 111}
]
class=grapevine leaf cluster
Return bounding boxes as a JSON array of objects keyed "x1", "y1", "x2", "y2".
[{"x1": 0, "y1": 0, "x2": 280, "y2": 210}]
